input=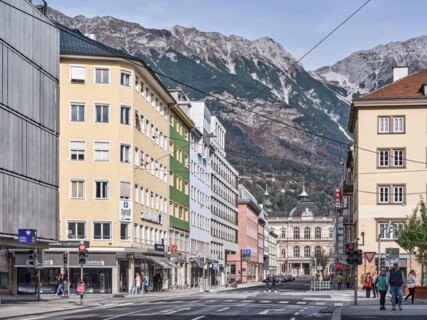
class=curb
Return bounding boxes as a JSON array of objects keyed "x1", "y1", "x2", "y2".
[
  {"x1": 0, "y1": 303, "x2": 97, "y2": 320},
  {"x1": 331, "y1": 307, "x2": 342, "y2": 320}
]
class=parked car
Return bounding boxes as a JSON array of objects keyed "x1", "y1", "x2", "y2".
[{"x1": 274, "y1": 275, "x2": 285, "y2": 283}]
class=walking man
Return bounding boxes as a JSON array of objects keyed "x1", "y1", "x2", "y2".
[
  {"x1": 371, "y1": 271, "x2": 378, "y2": 298},
  {"x1": 336, "y1": 273, "x2": 343, "y2": 290},
  {"x1": 387, "y1": 262, "x2": 407, "y2": 310}
]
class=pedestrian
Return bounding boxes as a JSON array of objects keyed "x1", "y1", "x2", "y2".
[
  {"x1": 264, "y1": 275, "x2": 270, "y2": 292},
  {"x1": 135, "y1": 273, "x2": 142, "y2": 294},
  {"x1": 371, "y1": 271, "x2": 378, "y2": 298},
  {"x1": 158, "y1": 273, "x2": 163, "y2": 292},
  {"x1": 405, "y1": 270, "x2": 416, "y2": 304},
  {"x1": 56, "y1": 274, "x2": 64, "y2": 296},
  {"x1": 376, "y1": 267, "x2": 388, "y2": 310},
  {"x1": 364, "y1": 273, "x2": 372, "y2": 298},
  {"x1": 144, "y1": 274, "x2": 149, "y2": 293},
  {"x1": 387, "y1": 262, "x2": 407, "y2": 310},
  {"x1": 271, "y1": 275, "x2": 277, "y2": 292},
  {"x1": 336, "y1": 273, "x2": 343, "y2": 290}
]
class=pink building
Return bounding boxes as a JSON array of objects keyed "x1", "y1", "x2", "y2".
[{"x1": 227, "y1": 185, "x2": 265, "y2": 283}]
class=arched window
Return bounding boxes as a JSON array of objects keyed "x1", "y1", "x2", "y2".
[
  {"x1": 294, "y1": 227, "x2": 300, "y2": 239},
  {"x1": 304, "y1": 227, "x2": 311, "y2": 239},
  {"x1": 281, "y1": 230, "x2": 286, "y2": 238},
  {"x1": 315, "y1": 227, "x2": 322, "y2": 239},
  {"x1": 281, "y1": 249, "x2": 286, "y2": 257},
  {"x1": 293, "y1": 246, "x2": 300, "y2": 258},
  {"x1": 315, "y1": 245, "x2": 322, "y2": 256},
  {"x1": 304, "y1": 246, "x2": 311, "y2": 258}
]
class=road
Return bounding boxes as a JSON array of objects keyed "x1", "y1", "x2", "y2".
[{"x1": 17, "y1": 280, "x2": 339, "y2": 320}]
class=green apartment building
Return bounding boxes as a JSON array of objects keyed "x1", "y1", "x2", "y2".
[{"x1": 168, "y1": 90, "x2": 194, "y2": 286}]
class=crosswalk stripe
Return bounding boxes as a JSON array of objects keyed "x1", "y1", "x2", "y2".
[
  {"x1": 334, "y1": 303, "x2": 343, "y2": 306},
  {"x1": 279, "y1": 301, "x2": 289, "y2": 304},
  {"x1": 297, "y1": 301, "x2": 307, "y2": 305},
  {"x1": 260, "y1": 300, "x2": 271, "y2": 303},
  {"x1": 315, "y1": 302, "x2": 325, "y2": 305}
]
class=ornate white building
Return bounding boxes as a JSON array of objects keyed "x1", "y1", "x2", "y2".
[{"x1": 267, "y1": 186, "x2": 334, "y2": 276}]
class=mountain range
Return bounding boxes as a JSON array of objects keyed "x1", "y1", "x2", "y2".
[{"x1": 46, "y1": 7, "x2": 427, "y2": 211}]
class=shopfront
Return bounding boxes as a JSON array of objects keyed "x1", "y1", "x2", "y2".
[{"x1": 190, "y1": 259, "x2": 203, "y2": 287}]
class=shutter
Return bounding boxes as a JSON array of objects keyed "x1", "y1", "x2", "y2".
[
  {"x1": 71, "y1": 66, "x2": 86, "y2": 80},
  {"x1": 70, "y1": 141, "x2": 85, "y2": 151},
  {"x1": 95, "y1": 142, "x2": 109, "y2": 151},
  {"x1": 120, "y1": 181, "x2": 131, "y2": 198}
]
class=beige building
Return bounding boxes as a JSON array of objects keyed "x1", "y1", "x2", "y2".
[
  {"x1": 268, "y1": 231, "x2": 278, "y2": 275},
  {"x1": 349, "y1": 67, "x2": 427, "y2": 286},
  {"x1": 268, "y1": 187, "x2": 334, "y2": 276},
  {"x1": 52, "y1": 24, "x2": 176, "y2": 294}
]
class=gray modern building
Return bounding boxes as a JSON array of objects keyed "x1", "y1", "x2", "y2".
[{"x1": 0, "y1": 0, "x2": 59, "y2": 294}]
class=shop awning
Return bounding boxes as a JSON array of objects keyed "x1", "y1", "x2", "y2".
[{"x1": 146, "y1": 255, "x2": 177, "y2": 269}]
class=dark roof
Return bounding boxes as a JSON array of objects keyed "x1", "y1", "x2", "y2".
[
  {"x1": 267, "y1": 211, "x2": 288, "y2": 218},
  {"x1": 56, "y1": 23, "x2": 137, "y2": 60},
  {"x1": 357, "y1": 69, "x2": 427, "y2": 100},
  {"x1": 289, "y1": 201, "x2": 321, "y2": 218}
]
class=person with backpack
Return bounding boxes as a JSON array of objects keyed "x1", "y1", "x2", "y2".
[
  {"x1": 375, "y1": 267, "x2": 388, "y2": 310},
  {"x1": 364, "y1": 273, "x2": 372, "y2": 298},
  {"x1": 135, "y1": 273, "x2": 142, "y2": 294},
  {"x1": 144, "y1": 274, "x2": 149, "y2": 293},
  {"x1": 56, "y1": 274, "x2": 64, "y2": 296},
  {"x1": 387, "y1": 262, "x2": 407, "y2": 310}
]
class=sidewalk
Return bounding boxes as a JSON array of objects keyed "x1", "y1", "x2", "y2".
[{"x1": 0, "y1": 281, "x2": 263, "y2": 319}]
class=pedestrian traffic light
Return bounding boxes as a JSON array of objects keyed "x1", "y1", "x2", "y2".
[
  {"x1": 63, "y1": 251, "x2": 69, "y2": 267},
  {"x1": 78, "y1": 244, "x2": 87, "y2": 264},
  {"x1": 27, "y1": 250, "x2": 36, "y2": 266},
  {"x1": 346, "y1": 243, "x2": 355, "y2": 265},
  {"x1": 354, "y1": 249, "x2": 363, "y2": 265}
]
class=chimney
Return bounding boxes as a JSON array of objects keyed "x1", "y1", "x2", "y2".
[{"x1": 393, "y1": 66, "x2": 408, "y2": 82}]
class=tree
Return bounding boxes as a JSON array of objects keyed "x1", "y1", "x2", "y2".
[
  {"x1": 314, "y1": 248, "x2": 330, "y2": 272},
  {"x1": 395, "y1": 207, "x2": 419, "y2": 271}
]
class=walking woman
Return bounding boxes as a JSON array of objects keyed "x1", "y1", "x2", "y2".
[
  {"x1": 376, "y1": 267, "x2": 388, "y2": 310},
  {"x1": 364, "y1": 273, "x2": 372, "y2": 298},
  {"x1": 371, "y1": 271, "x2": 378, "y2": 298},
  {"x1": 405, "y1": 270, "x2": 416, "y2": 304}
]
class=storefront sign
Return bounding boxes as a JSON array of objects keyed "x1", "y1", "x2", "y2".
[
  {"x1": 141, "y1": 211, "x2": 162, "y2": 225},
  {"x1": 335, "y1": 188, "x2": 341, "y2": 208},
  {"x1": 119, "y1": 201, "x2": 133, "y2": 222},
  {"x1": 155, "y1": 244, "x2": 165, "y2": 252},
  {"x1": 50, "y1": 241, "x2": 90, "y2": 248},
  {"x1": 335, "y1": 263, "x2": 346, "y2": 270},
  {"x1": 18, "y1": 229, "x2": 37, "y2": 244}
]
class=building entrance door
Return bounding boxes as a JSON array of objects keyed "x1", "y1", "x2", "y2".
[{"x1": 119, "y1": 259, "x2": 129, "y2": 293}]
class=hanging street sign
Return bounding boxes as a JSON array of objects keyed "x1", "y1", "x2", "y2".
[
  {"x1": 18, "y1": 229, "x2": 37, "y2": 244},
  {"x1": 335, "y1": 188, "x2": 341, "y2": 208},
  {"x1": 364, "y1": 252, "x2": 376, "y2": 263},
  {"x1": 385, "y1": 248, "x2": 399, "y2": 267}
]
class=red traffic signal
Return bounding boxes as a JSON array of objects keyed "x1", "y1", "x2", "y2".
[
  {"x1": 78, "y1": 244, "x2": 87, "y2": 264},
  {"x1": 79, "y1": 244, "x2": 86, "y2": 251},
  {"x1": 347, "y1": 244, "x2": 354, "y2": 250}
]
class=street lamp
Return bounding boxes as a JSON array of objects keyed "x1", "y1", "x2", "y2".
[{"x1": 378, "y1": 221, "x2": 393, "y2": 272}]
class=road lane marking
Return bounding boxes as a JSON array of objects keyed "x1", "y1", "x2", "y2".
[
  {"x1": 103, "y1": 307, "x2": 160, "y2": 320},
  {"x1": 297, "y1": 301, "x2": 307, "y2": 304},
  {"x1": 334, "y1": 302, "x2": 343, "y2": 306},
  {"x1": 242, "y1": 300, "x2": 254, "y2": 302},
  {"x1": 258, "y1": 309, "x2": 270, "y2": 315},
  {"x1": 279, "y1": 301, "x2": 289, "y2": 304},
  {"x1": 260, "y1": 300, "x2": 271, "y2": 303},
  {"x1": 163, "y1": 308, "x2": 191, "y2": 315},
  {"x1": 294, "y1": 312, "x2": 300, "y2": 315},
  {"x1": 315, "y1": 302, "x2": 325, "y2": 305},
  {"x1": 291, "y1": 318, "x2": 295, "y2": 320},
  {"x1": 218, "y1": 307, "x2": 229, "y2": 312},
  {"x1": 192, "y1": 317, "x2": 205, "y2": 320}
]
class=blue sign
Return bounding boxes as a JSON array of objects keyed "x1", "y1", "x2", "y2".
[
  {"x1": 213, "y1": 263, "x2": 219, "y2": 270},
  {"x1": 309, "y1": 263, "x2": 312, "y2": 269},
  {"x1": 123, "y1": 202, "x2": 129, "y2": 208},
  {"x1": 158, "y1": 213, "x2": 162, "y2": 224},
  {"x1": 18, "y1": 229, "x2": 37, "y2": 244},
  {"x1": 242, "y1": 249, "x2": 251, "y2": 255}
]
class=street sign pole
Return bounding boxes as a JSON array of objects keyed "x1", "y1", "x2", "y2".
[
  {"x1": 36, "y1": 249, "x2": 41, "y2": 301},
  {"x1": 354, "y1": 243, "x2": 358, "y2": 306}
]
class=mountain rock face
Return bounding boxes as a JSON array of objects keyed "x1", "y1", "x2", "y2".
[{"x1": 312, "y1": 36, "x2": 427, "y2": 101}]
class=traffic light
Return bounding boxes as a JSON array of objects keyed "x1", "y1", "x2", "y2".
[
  {"x1": 354, "y1": 249, "x2": 363, "y2": 265},
  {"x1": 63, "y1": 251, "x2": 69, "y2": 267},
  {"x1": 27, "y1": 250, "x2": 36, "y2": 266},
  {"x1": 346, "y1": 243, "x2": 355, "y2": 264},
  {"x1": 78, "y1": 244, "x2": 87, "y2": 264}
]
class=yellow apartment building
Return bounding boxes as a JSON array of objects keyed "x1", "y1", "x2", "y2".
[
  {"x1": 349, "y1": 67, "x2": 427, "y2": 286},
  {"x1": 47, "y1": 24, "x2": 177, "y2": 294}
]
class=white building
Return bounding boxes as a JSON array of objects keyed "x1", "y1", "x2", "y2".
[{"x1": 210, "y1": 116, "x2": 239, "y2": 285}]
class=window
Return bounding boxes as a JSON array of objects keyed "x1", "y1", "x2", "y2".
[
  {"x1": 71, "y1": 103, "x2": 85, "y2": 122},
  {"x1": 134, "y1": 184, "x2": 139, "y2": 203},
  {"x1": 146, "y1": 86, "x2": 150, "y2": 101},
  {"x1": 135, "y1": 75, "x2": 139, "y2": 91},
  {"x1": 146, "y1": 119, "x2": 150, "y2": 138},
  {"x1": 315, "y1": 246, "x2": 322, "y2": 256},
  {"x1": 304, "y1": 227, "x2": 310, "y2": 239},
  {"x1": 120, "y1": 181, "x2": 131, "y2": 200},
  {"x1": 93, "y1": 222, "x2": 111, "y2": 240},
  {"x1": 393, "y1": 149, "x2": 404, "y2": 167},
  {"x1": 151, "y1": 92, "x2": 154, "y2": 107},
  {"x1": 293, "y1": 246, "x2": 300, "y2": 258},
  {"x1": 315, "y1": 227, "x2": 321, "y2": 239},
  {"x1": 170, "y1": 113, "x2": 174, "y2": 127},
  {"x1": 146, "y1": 154, "x2": 150, "y2": 173},
  {"x1": 134, "y1": 147, "x2": 139, "y2": 166},
  {"x1": 293, "y1": 227, "x2": 300, "y2": 239},
  {"x1": 281, "y1": 230, "x2": 286, "y2": 238},
  {"x1": 120, "y1": 70, "x2": 131, "y2": 87},
  {"x1": 184, "y1": 154, "x2": 189, "y2": 168},
  {"x1": 281, "y1": 249, "x2": 286, "y2": 257},
  {"x1": 120, "y1": 144, "x2": 131, "y2": 163},
  {"x1": 140, "y1": 186, "x2": 144, "y2": 206},
  {"x1": 379, "y1": 149, "x2": 389, "y2": 167},
  {"x1": 94, "y1": 141, "x2": 109, "y2": 161},
  {"x1": 70, "y1": 65, "x2": 86, "y2": 83},
  {"x1": 379, "y1": 222, "x2": 404, "y2": 239},
  {"x1": 170, "y1": 171, "x2": 174, "y2": 187},
  {"x1": 394, "y1": 116, "x2": 404, "y2": 133},
  {"x1": 70, "y1": 179, "x2": 85, "y2": 199},
  {"x1": 155, "y1": 97, "x2": 159, "y2": 111},
  {"x1": 304, "y1": 246, "x2": 310, "y2": 258},
  {"x1": 120, "y1": 105, "x2": 131, "y2": 125},
  {"x1": 135, "y1": 112, "x2": 140, "y2": 130},
  {"x1": 140, "y1": 81, "x2": 145, "y2": 96},
  {"x1": 0, "y1": 272, "x2": 9, "y2": 289},
  {"x1": 70, "y1": 141, "x2": 85, "y2": 161},
  {"x1": 95, "y1": 104, "x2": 109, "y2": 123},
  {"x1": 67, "y1": 221, "x2": 86, "y2": 239},
  {"x1": 393, "y1": 185, "x2": 404, "y2": 203},
  {"x1": 151, "y1": 124, "x2": 155, "y2": 141},
  {"x1": 170, "y1": 141, "x2": 174, "y2": 157},
  {"x1": 140, "y1": 150, "x2": 144, "y2": 169},
  {"x1": 379, "y1": 186, "x2": 389, "y2": 203},
  {"x1": 379, "y1": 117, "x2": 389, "y2": 133},
  {"x1": 184, "y1": 181, "x2": 189, "y2": 195},
  {"x1": 134, "y1": 223, "x2": 139, "y2": 242},
  {"x1": 94, "y1": 180, "x2": 109, "y2": 200},
  {"x1": 95, "y1": 67, "x2": 109, "y2": 84},
  {"x1": 120, "y1": 223, "x2": 130, "y2": 240}
]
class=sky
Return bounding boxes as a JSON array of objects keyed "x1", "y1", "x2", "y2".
[{"x1": 47, "y1": 0, "x2": 425, "y2": 70}]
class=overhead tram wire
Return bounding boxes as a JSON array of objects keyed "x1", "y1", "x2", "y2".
[{"x1": 6, "y1": 1, "x2": 427, "y2": 168}]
